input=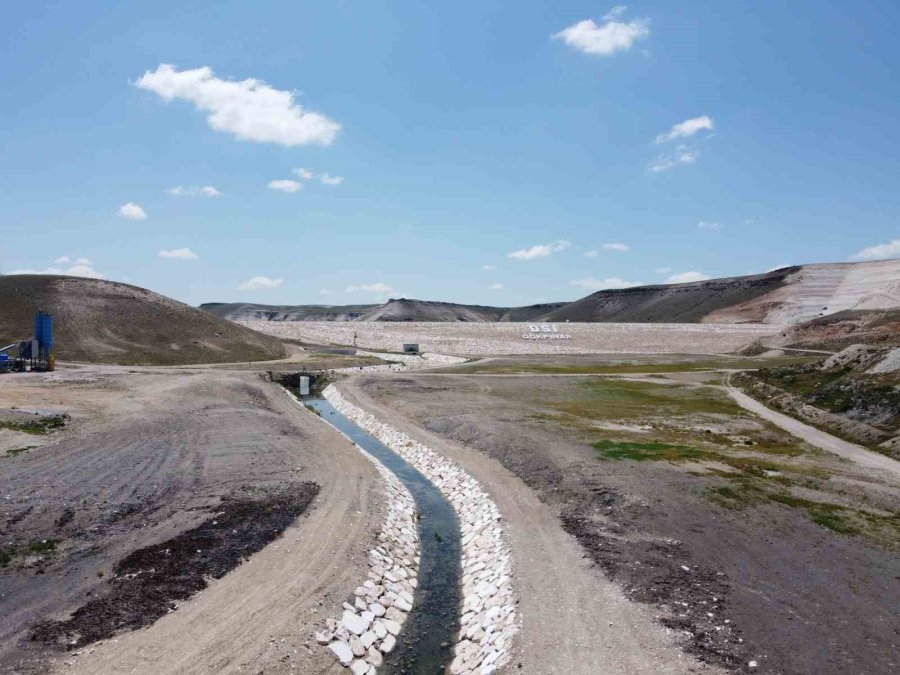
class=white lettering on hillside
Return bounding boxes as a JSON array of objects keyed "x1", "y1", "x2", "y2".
[{"x1": 522, "y1": 324, "x2": 573, "y2": 340}]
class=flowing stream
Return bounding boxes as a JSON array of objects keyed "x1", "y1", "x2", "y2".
[{"x1": 305, "y1": 398, "x2": 462, "y2": 674}]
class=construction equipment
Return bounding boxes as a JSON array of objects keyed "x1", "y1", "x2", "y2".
[{"x1": 0, "y1": 311, "x2": 55, "y2": 372}]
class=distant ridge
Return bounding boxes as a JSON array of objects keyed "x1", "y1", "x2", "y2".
[
  {"x1": 201, "y1": 259, "x2": 900, "y2": 326},
  {"x1": 201, "y1": 298, "x2": 566, "y2": 323}
]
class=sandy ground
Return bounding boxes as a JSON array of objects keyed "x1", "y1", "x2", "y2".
[
  {"x1": 338, "y1": 379, "x2": 725, "y2": 675},
  {"x1": 346, "y1": 369, "x2": 899, "y2": 675},
  {"x1": 0, "y1": 363, "x2": 382, "y2": 675},
  {"x1": 242, "y1": 321, "x2": 781, "y2": 356}
]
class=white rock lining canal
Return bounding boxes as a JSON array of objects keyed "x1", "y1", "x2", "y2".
[
  {"x1": 323, "y1": 384, "x2": 519, "y2": 675},
  {"x1": 284, "y1": 404, "x2": 418, "y2": 674}
]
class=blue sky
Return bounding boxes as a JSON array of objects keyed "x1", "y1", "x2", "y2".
[{"x1": 2, "y1": 1, "x2": 899, "y2": 306}]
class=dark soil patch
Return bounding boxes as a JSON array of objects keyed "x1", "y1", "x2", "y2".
[{"x1": 29, "y1": 482, "x2": 318, "y2": 649}]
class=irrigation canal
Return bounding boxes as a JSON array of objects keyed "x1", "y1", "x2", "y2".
[{"x1": 305, "y1": 398, "x2": 462, "y2": 674}]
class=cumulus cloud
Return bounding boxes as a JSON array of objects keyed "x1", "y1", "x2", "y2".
[
  {"x1": 268, "y1": 179, "x2": 302, "y2": 193},
  {"x1": 319, "y1": 289, "x2": 334, "y2": 295},
  {"x1": 10, "y1": 260, "x2": 105, "y2": 279},
  {"x1": 54, "y1": 256, "x2": 93, "y2": 265},
  {"x1": 238, "y1": 276, "x2": 283, "y2": 290},
  {"x1": 571, "y1": 276, "x2": 642, "y2": 291},
  {"x1": 135, "y1": 64, "x2": 340, "y2": 147},
  {"x1": 584, "y1": 250, "x2": 598, "y2": 258},
  {"x1": 319, "y1": 173, "x2": 344, "y2": 186},
  {"x1": 292, "y1": 167, "x2": 345, "y2": 186},
  {"x1": 158, "y1": 247, "x2": 199, "y2": 260},
  {"x1": 346, "y1": 282, "x2": 395, "y2": 295},
  {"x1": 508, "y1": 240, "x2": 571, "y2": 260},
  {"x1": 119, "y1": 202, "x2": 147, "y2": 220},
  {"x1": 648, "y1": 145, "x2": 698, "y2": 172},
  {"x1": 552, "y1": 7, "x2": 649, "y2": 56},
  {"x1": 482, "y1": 264, "x2": 497, "y2": 271},
  {"x1": 656, "y1": 116, "x2": 714, "y2": 143},
  {"x1": 490, "y1": 283, "x2": 505, "y2": 290},
  {"x1": 697, "y1": 221, "x2": 721, "y2": 230},
  {"x1": 602, "y1": 242, "x2": 630, "y2": 251},
  {"x1": 850, "y1": 239, "x2": 900, "y2": 261},
  {"x1": 667, "y1": 271, "x2": 710, "y2": 284},
  {"x1": 168, "y1": 185, "x2": 221, "y2": 197}
]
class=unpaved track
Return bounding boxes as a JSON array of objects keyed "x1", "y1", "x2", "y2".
[
  {"x1": 725, "y1": 383, "x2": 900, "y2": 480},
  {"x1": 338, "y1": 379, "x2": 722, "y2": 675},
  {"x1": 0, "y1": 365, "x2": 382, "y2": 675}
]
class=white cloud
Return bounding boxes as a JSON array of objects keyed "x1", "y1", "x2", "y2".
[
  {"x1": 10, "y1": 262, "x2": 105, "y2": 279},
  {"x1": 346, "y1": 282, "x2": 395, "y2": 295},
  {"x1": 318, "y1": 289, "x2": 334, "y2": 295},
  {"x1": 571, "y1": 276, "x2": 642, "y2": 291},
  {"x1": 268, "y1": 179, "x2": 302, "y2": 193},
  {"x1": 584, "y1": 250, "x2": 598, "y2": 258},
  {"x1": 482, "y1": 264, "x2": 496, "y2": 271},
  {"x1": 850, "y1": 239, "x2": 900, "y2": 261},
  {"x1": 508, "y1": 239, "x2": 571, "y2": 260},
  {"x1": 319, "y1": 173, "x2": 344, "y2": 186},
  {"x1": 158, "y1": 247, "x2": 199, "y2": 260},
  {"x1": 655, "y1": 266, "x2": 671, "y2": 274},
  {"x1": 238, "y1": 276, "x2": 283, "y2": 290},
  {"x1": 655, "y1": 116, "x2": 714, "y2": 143},
  {"x1": 667, "y1": 271, "x2": 710, "y2": 284},
  {"x1": 697, "y1": 221, "x2": 721, "y2": 231},
  {"x1": 119, "y1": 202, "x2": 147, "y2": 220},
  {"x1": 490, "y1": 283, "x2": 505, "y2": 290},
  {"x1": 135, "y1": 64, "x2": 340, "y2": 147},
  {"x1": 552, "y1": 8, "x2": 649, "y2": 56},
  {"x1": 168, "y1": 185, "x2": 221, "y2": 197},
  {"x1": 602, "y1": 242, "x2": 630, "y2": 251},
  {"x1": 292, "y1": 168, "x2": 345, "y2": 186},
  {"x1": 55, "y1": 256, "x2": 93, "y2": 265},
  {"x1": 648, "y1": 145, "x2": 698, "y2": 172}
]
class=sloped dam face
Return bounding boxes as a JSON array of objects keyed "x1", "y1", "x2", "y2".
[{"x1": 305, "y1": 398, "x2": 462, "y2": 673}]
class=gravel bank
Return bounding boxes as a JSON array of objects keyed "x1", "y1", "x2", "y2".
[{"x1": 242, "y1": 321, "x2": 780, "y2": 356}]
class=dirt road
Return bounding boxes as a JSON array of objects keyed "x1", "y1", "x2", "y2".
[
  {"x1": 725, "y1": 383, "x2": 900, "y2": 479},
  {"x1": 0, "y1": 364, "x2": 382, "y2": 674}
]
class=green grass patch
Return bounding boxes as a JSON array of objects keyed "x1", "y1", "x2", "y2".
[
  {"x1": 593, "y1": 439, "x2": 709, "y2": 462},
  {"x1": 768, "y1": 493, "x2": 858, "y2": 534},
  {"x1": 28, "y1": 539, "x2": 59, "y2": 555},
  {"x1": 448, "y1": 355, "x2": 819, "y2": 375},
  {"x1": 0, "y1": 416, "x2": 66, "y2": 435},
  {"x1": 0, "y1": 546, "x2": 16, "y2": 567},
  {"x1": 3, "y1": 446, "x2": 36, "y2": 458}
]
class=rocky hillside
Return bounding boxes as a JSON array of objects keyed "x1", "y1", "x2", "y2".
[
  {"x1": 735, "y1": 344, "x2": 900, "y2": 458},
  {"x1": 203, "y1": 260, "x2": 900, "y2": 325},
  {"x1": 202, "y1": 298, "x2": 565, "y2": 323},
  {"x1": 543, "y1": 268, "x2": 799, "y2": 323},
  {"x1": 0, "y1": 276, "x2": 287, "y2": 365}
]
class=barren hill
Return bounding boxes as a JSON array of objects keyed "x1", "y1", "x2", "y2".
[
  {"x1": 542, "y1": 267, "x2": 800, "y2": 323},
  {"x1": 202, "y1": 298, "x2": 565, "y2": 323},
  {"x1": 0, "y1": 276, "x2": 287, "y2": 365},
  {"x1": 202, "y1": 259, "x2": 900, "y2": 326}
]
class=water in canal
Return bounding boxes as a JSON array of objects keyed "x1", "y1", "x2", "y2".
[{"x1": 305, "y1": 398, "x2": 461, "y2": 674}]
